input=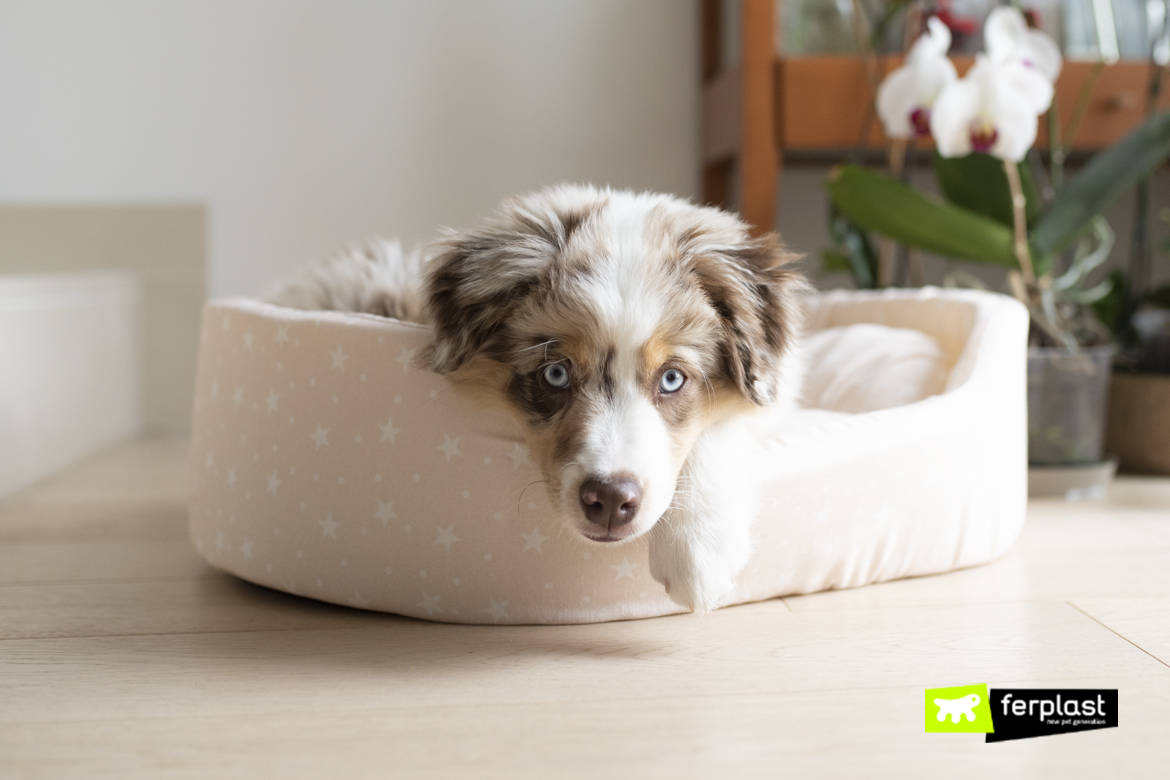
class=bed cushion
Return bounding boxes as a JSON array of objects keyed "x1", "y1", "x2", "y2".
[
  {"x1": 803, "y1": 324, "x2": 948, "y2": 413},
  {"x1": 187, "y1": 287, "x2": 1028, "y2": 624}
]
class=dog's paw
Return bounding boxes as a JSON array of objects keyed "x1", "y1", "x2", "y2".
[{"x1": 647, "y1": 525, "x2": 744, "y2": 614}]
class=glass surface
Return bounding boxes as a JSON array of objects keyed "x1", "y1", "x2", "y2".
[
  {"x1": 1027, "y1": 345, "x2": 1116, "y2": 465},
  {"x1": 777, "y1": 0, "x2": 1159, "y2": 60}
]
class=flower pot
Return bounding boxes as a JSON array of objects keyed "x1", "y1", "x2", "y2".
[
  {"x1": 1105, "y1": 371, "x2": 1170, "y2": 476},
  {"x1": 1132, "y1": 310, "x2": 1170, "y2": 373},
  {"x1": 1027, "y1": 345, "x2": 1115, "y2": 466}
]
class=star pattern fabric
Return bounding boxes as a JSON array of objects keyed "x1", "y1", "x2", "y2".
[
  {"x1": 188, "y1": 296, "x2": 1025, "y2": 626},
  {"x1": 433, "y1": 524, "x2": 461, "y2": 552},
  {"x1": 189, "y1": 300, "x2": 694, "y2": 626},
  {"x1": 520, "y1": 527, "x2": 549, "y2": 553},
  {"x1": 437, "y1": 434, "x2": 462, "y2": 462},
  {"x1": 377, "y1": 417, "x2": 401, "y2": 445},
  {"x1": 372, "y1": 500, "x2": 397, "y2": 527}
]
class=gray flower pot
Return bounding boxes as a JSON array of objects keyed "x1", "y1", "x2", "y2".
[{"x1": 1027, "y1": 345, "x2": 1116, "y2": 466}]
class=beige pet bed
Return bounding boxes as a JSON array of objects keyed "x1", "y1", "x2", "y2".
[{"x1": 188, "y1": 288, "x2": 1028, "y2": 624}]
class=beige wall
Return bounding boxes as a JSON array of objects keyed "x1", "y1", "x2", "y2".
[
  {"x1": 0, "y1": 1, "x2": 699, "y2": 299},
  {"x1": 0, "y1": 206, "x2": 205, "y2": 435},
  {"x1": 0, "y1": 1, "x2": 700, "y2": 438}
]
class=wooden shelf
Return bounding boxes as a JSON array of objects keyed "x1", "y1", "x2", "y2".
[{"x1": 775, "y1": 56, "x2": 1170, "y2": 151}]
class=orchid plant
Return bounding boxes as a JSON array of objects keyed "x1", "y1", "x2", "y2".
[{"x1": 826, "y1": 5, "x2": 1170, "y2": 351}]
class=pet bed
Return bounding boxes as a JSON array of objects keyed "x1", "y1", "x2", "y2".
[{"x1": 188, "y1": 287, "x2": 1028, "y2": 624}]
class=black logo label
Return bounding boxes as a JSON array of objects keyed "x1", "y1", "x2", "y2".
[{"x1": 986, "y1": 689, "x2": 1118, "y2": 743}]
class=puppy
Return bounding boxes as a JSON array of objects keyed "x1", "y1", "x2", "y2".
[{"x1": 267, "y1": 184, "x2": 807, "y2": 612}]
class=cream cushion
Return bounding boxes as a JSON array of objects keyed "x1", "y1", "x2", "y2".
[
  {"x1": 188, "y1": 287, "x2": 1028, "y2": 624},
  {"x1": 802, "y1": 323, "x2": 949, "y2": 413}
]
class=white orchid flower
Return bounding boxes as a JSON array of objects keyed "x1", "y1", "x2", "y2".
[
  {"x1": 929, "y1": 54, "x2": 1053, "y2": 161},
  {"x1": 984, "y1": 6, "x2": 1063, "y2": 83},
  {"x1": 876, "y1": 17, "x2": 958, "y2": 139}
]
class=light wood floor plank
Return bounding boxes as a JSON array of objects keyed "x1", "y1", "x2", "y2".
[
  {"x1": 1071, "y1": 597, "x2": 1170, "y2": 668},
  {"x1": 784, "y1": 547, "x2": 1170, "y2": 611},
  {"x1": 0, "y1": 438, "x2": 188, "y2": 543},
  {"x1": 2, "y1": 677, "x2": 1166, "y2": 780},
  {"x1": 1, "y1": 601, "x2": 1162, "y2": 724},
  {"x1": 0, "y1": 575, "x2": 378, "y2": 640},
  {"x1": 0, "y1": 540, "x2": 211, "y2": 585},
  {"x1": 3, "y1": 440, "x2": 1169, "y2": 777},
  {"x1": 1018, "y1": 502, "x2": 1170, "y2": 552}
]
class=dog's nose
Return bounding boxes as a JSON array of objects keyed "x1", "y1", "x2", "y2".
[{"x1": 579, "y1": 476, "x2": 642, "y2": 531}]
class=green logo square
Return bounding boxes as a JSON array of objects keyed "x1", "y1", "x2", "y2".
[{"x1": 925, "y1": 684, "x2": 995, "y2": 733}]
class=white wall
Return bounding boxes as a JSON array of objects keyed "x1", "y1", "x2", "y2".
[
  {"x1": 0, "y1": 1, "x2": 699, "y2": 297},
  {"x1": 0, "y1": 272, "x2": 141, "y2": 499}
]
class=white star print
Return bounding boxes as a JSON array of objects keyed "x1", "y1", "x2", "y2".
[
  {"x1": 372, "y1": 499, "x2": 397, "y2": 527},
  {"x1": 611, "y1": 557, "x2": 637, "y2": 580},
  {"x1": 226, "y1": 468, "x2": 238, "y2": 488},
  {"x1": 378, "y1": 417, "x2": 401, "y2": 445},
  {"x1": 483, "y1": 597, "x2": 509, "y2": 623},
  {"x1": 520, "y1": 527, "x2": 549, "y2": 553},
  {"x1": 232, "y1": 386, "x2": 244, "y2": 407},
  {"x1": 310, "y1": 425, "x2": 330, "y2": 449},
  {"x1": 508, "y1": 443, "x2": 531, "y2": 469},
  {"x1": 434, "y1": 524, "x2": 461, "y2": 552},
  {"x1": 417, "y1": 591, "x2": 443, "y2": 616},
  {"x1": 437, "y1": 433, "x2": 462, "y2": 462},
  {"x1": 266, "y1": 471, "x2": 281, "y2": 495},
  {"x1": 396, "y1": 344, "x2": 416, "y2": 373},
  {"x1": 319, "y1": 513, "x2": 340, "y2": 539},
  {"x1": 350, "y1": 591, "x2": 370, "y2": 608},
  {"x1": 243, "y1": 330, "x2": 255, "y2": 350},
  {"x1": 329, "y1": 345, "x2": 349, "y2": 371},
  {"x1": 265, "y1": 390, "x2": 280, "y2": 412},
  {"x1": 240, "y1": 539, "x2": 253, "y2": 559},
  {"x1": 275, "y1": 324, "x2": 290, "y2": 346}
]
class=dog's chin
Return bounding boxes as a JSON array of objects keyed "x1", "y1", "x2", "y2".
[
  {"x1": 573, "y1": 516, "x2": 661, "y2": 545},
  {"x1": 577, "y1": 527, "x2": 641, "y2": 544}
]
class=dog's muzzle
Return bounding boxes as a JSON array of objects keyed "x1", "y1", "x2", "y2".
[{"x1": 578, "y1": 475, "x2": 642, "y2": 542}]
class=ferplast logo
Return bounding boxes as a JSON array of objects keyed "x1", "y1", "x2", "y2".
[
  {"x1": 924, "y1": 684, "x2": 995, "y2": 733},
  {"x1": 925, "y1": 685, "x2": 1118, "y2": 742}
]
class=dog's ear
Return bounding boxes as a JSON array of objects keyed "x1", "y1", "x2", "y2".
[
  {"x1": 685, "y1": 230, "x2": 806, "y2": 405},
  {"x1": 421, "y1": 202, "x2": 590, "y2": 374}
]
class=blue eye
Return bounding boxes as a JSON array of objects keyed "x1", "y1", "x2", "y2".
[
  {"x1": 659, "y1": 368, "x2": 685, "y2": 393},
  {"x1": 542, "y1": 363, "x2": 570, "y2": 389}
]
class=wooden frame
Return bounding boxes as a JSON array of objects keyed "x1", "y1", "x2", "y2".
[{"x1": 702, "y1": 0, "x2": 1170, "y2": 235}]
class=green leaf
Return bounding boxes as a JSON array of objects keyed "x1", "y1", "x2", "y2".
[
  {"x1": 823, "y1": 249, "x2": 850, "y2": 273},
  {"x1": 825, "y1": 165, "x2": 1017, "y2": 267},
  {"x1": 826, "y1": 208, "x2": 878, "y2": 289},
  {"x1": 1091, "y1": 269, "x2": 1127, "y2": 332},
  {"x1": 1032, "y1": 110, "x2": 1170, "y2": 257},
  {"x1": 932, "y1": 152, "x2": 1042, "y2": 228}
]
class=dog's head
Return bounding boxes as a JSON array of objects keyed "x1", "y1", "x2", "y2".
[{"x1": 422, "y1": 184, "x2": 804, "y2": 543}]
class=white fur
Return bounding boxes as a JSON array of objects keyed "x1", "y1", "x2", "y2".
[
  {"x1": 648, "y1": 417, "x2": 760, "y2": 612},
  {"x1": 558, "y1": 376, "x2": 679, "y2": 543},
  {"x1": 265, "y1": 187, "x2": 804, "y2": 614}
]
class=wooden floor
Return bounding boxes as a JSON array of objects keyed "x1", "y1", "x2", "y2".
[{"x1": 2, "y1": 440, "x2": 1169, "y2": 778}]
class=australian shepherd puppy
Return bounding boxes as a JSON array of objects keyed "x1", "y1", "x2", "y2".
[{"x1": 268, "y1": 184, "x2": 807, "y2": 613}]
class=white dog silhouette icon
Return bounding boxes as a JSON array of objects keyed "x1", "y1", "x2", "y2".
[{"x1": 934, "y1": 693, "x2": 981, "y2": 723}]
